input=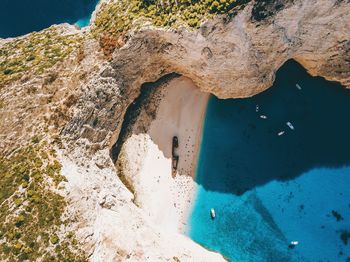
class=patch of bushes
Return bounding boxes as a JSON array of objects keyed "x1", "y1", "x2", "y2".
[
  {"x1": 0, "y1": 27, "x2": 83, "y2": 88},
  {"x1": 0, "y1": 140, "x2": 86, "y2": 261},
  {"x1": 92, "y1": 0, "x2": 247, "y2": 52}
]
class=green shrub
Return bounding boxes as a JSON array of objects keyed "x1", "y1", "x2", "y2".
[
  {"x1": 0, "y1": 143, "x2": 86, "y2": 261},
  {"x1": 15, "y1": 215, "x2": 25, "y2": 227},
  {"x1": 3, "y1": 69, "x2": 13, "y2": 75},
  {"x1": 50, "y1": 234, "x2": 59, "y2": 245},
  {"x1": 92, "y1": 0, "x2": 246, "y2": 52},
  {"x1": 14, "y1": 242, "x2": 23, "y2": 250},
  {"x1": 14, "y1": 198, "x2": 23, "y2": 207},
  {"x1": 0, "y1": 27, "x2": 83, "y2": 87}
]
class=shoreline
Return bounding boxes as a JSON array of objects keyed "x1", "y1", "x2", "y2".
[
  {"x1": 148, "y1": 76, "x2": 209, "y2": 233},
  {"x1": 60, "y1": 76, "x2": 224, "y2": 261},
  {"x1": 178, "y1": 93, "x2": 209, "y2": 234}
]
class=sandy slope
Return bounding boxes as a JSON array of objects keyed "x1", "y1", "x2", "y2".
[
  {"x1": 60, "y1": 76, "x2": 224, "y2": 261},
  {"x1": 119, "y1": 76, "x2": 209, "y2": 233}
]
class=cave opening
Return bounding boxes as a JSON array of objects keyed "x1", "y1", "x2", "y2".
[
  {"x1": 109, "y1": 72, "x2": 209, "y2": 233},
  {"x1": 110, "y1": 72, "x2": 180, "y2": 163}
]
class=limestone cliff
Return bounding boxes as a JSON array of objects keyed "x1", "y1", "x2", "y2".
[
  {"x1": 65, "y1": 0, "x2": 350, "y2": 148},
  {"x1": 0, "y1": 0, "x2": 349, "y2": 261}
]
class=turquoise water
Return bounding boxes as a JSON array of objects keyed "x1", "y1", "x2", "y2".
[
  {"x1": 188, "y1": 60, "x2": 350, "y2": 261},
  {"x1": 75, "y1": 17, "x2": 93, "y2": 29},
  {"x1": 0, "y1": 0, "x2": 99, "y2": 38}
]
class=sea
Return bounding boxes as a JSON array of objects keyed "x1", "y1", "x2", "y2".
[
  {"x1": 0, "y1": 0, "x2": 99, "y2": 38},
  {"x1": 188, "y1": 60, "x2": 350, "y2": 262}
]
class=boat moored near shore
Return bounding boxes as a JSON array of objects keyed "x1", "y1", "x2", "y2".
[{"x1": 210, "y1": 208, "x2": 216, "y2": 219}]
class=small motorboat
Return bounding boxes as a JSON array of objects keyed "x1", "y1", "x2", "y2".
[
  {"x1": 288, "y1": 240, "x2": 299, "y2": 249},
  {"x1": 260, "y1": 115, "x2": 267, "y2": 119},
  {"x1": 290, "y1": 241, "x2": 299, "y2": 246},
  {"x1": 296, "y1": 83, "x2": 302, "y2": 90},
  {"x1": 256, "y1": 104, "x2": 259, "y2": 112},
  {"x1": 286, "y1": 122, "x2": 294, "y2": 130},
  {"x1": 278, "y1": 131, "x2": 285, "y2": 136},
  {"x1": 210, "y1": 208, "x2": 216, "y2": 219}
]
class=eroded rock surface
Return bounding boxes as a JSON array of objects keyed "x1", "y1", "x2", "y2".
[{"x1": 66, "y1": 0, "x2": 350, "y2": 148}]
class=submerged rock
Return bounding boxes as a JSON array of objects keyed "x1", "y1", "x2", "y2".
[{"x1": 332, "y1": 210, "x2": 344, "y2": 222}]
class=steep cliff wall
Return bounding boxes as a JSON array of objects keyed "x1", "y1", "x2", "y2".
[{"x1": 65, "y1": 0, "x2": 350, "y2": 148}]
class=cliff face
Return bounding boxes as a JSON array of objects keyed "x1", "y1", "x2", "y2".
[
  {"x1": 60, "y1": 0, "x2": 349, "y2": 259},
  {"x1": 65, "y1": 0, "x2": 350, "y2": 147},
  {"x1": 1, "y1": 0, "x2": 350, "y2": 260},
  {"x1": 110, "y1": 0, "x2": 349, "y2": 99}
]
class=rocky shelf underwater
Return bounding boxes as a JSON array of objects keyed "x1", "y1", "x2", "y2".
[
  {"x1": 187, "y1": 60, "x2": 350, "y2": 262},
  {"x1": 0, "y1": 0, "x2": 99, "y2": 38}
]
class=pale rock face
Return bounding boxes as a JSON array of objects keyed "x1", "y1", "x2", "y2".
[
  {"x1": 59, "y1": 146, "x2": 224, "y2": 261},
  {"x1": 65, "y1": 0, "x2": 350, "y2": 146},
  {"x1": 59, "y1": 1, "x2": 350, "y2": 259},
  {"x1": 110, "y1": 0, "x2": 349, "y2": 98}
]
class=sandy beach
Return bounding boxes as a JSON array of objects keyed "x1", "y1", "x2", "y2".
[
  {"x1": 118, "y1": 76, "x2": 209, "y2": 233},
  {"x1": 60, "y1": 76, "x2": 224, "y2": 261}
]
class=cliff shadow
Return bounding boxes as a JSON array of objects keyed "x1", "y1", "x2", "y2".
[
  {"x1": 110, "y1": 73, "x2": 209, "y2": 179},
  {"x1": 197, "y1": 60, "x2": 350, "y2": 195},
  {"x1": 110, "y1": 73, "x2": 180, "y2": 163}
]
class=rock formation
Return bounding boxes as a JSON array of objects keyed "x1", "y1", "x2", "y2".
[
  {"x1": 65, "y1": 0, "x2": 350, "y2": 149},
  {"x1": 0, "y1": 0, "x2": 349, "y2": 260}
]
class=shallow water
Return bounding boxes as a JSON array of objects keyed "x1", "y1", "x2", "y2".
[
  {"x1": 0, "y1": 0, "x2": 99, "y2": 38},
  {"x1": 188, "y1": 60, "x2": 350, "y2": 261}
]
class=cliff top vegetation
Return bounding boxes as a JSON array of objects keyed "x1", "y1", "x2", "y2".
[{"x1": 93, "y1": 0, "x2": 249, "y2": 55}]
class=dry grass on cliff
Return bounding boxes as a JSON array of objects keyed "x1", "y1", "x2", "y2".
[
  {"x1": 0, "y1": 27, "x2": 83, "y2": 88},
  {"x1": 92, "y1": 0, "x2": 248, "y2": 56},
  {"x1": 0, "y1": 139, "x2": 87, "y2": 261}
]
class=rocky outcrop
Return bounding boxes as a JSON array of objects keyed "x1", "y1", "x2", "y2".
[{"x1": 65, "y1": 0, "x2": 350, "y2": 147}]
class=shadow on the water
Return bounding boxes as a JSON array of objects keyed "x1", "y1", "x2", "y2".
[{"x1": 197, "y1": 60, "x2": 350, "y2": 195}]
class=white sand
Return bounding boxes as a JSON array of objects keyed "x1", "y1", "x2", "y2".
[
  {"x1": 61, "y1": 76, "x2": 224, "y2": 261},
  {"x1": 119, "y1": 76, "x2": 209, "y2": 233}
]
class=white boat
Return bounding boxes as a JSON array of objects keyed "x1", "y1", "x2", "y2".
[
  {"x1": 260, "y1": 115, "x2": 267, "y2": 119},
  {"x1": 278, "y1": 131, "x2": 285, "y2": 136},
  {"x1": 286, "y1": 121, "x2": 294, "y2": 130},
  {"x1": 256, "y1": 104, "x2": 259, "y2": 112},
  {"x1": 210, "y1": 208, "x2": 216, "y2": 219},
  {"x1": 290, "y1": 241, "x2": 299, "y2": 246},
  {"x1": 296, "y1": 83, "x2": 302, "y2": 90}
]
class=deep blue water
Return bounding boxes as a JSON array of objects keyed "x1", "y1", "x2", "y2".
[
  {"x1": 0, "y1": 0, "x2": 99, "y2": 38},
  {"x1": 188, "y1": 60, "x2": 350, "y2": 261}
]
